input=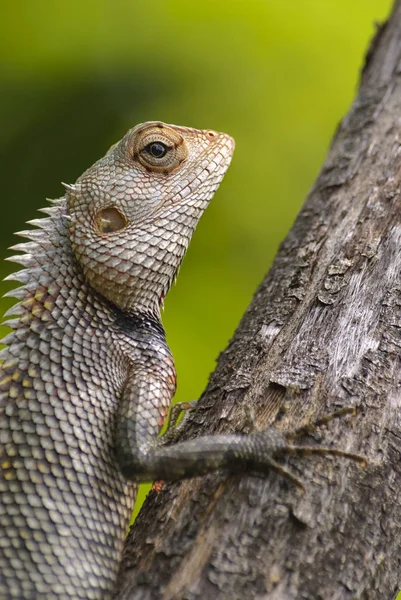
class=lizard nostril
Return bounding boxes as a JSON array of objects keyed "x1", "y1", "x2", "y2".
[{"x1": 206, "y1": 130, "x2": 217, "y2": 139}]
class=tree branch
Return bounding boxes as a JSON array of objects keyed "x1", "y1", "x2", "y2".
[{"x1": 115, "y1": 2, "x2": 401, "y2": 598}]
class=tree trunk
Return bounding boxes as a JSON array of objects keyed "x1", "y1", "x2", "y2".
[{"x1": 115, "y1": 2, "x2": 401, "y2": 598}]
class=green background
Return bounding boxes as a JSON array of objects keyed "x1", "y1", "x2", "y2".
[{"x1": 0, "y1": 0, "x2": 394, "y2": 566}]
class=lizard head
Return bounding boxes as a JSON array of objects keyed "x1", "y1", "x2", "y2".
[{"x1": 66, "y1": 121, "x2": 234, "y2": 317}]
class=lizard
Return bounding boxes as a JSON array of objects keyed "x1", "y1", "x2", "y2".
[{"x1": 0, "y1": 121, "x2": 366, "y2": 600}]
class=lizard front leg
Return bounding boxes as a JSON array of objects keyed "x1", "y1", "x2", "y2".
[{"x1": 114, "y1": 363, "x2": 366, "y2": 486}]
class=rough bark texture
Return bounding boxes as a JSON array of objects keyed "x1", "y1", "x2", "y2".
[{"x1": 115, "y1": 2, "x2": 401, "y2": 598}]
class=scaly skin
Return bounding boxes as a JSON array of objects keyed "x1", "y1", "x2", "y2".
[{"x1": 0, "y1": 122, "x2": 364, "y2": 599}]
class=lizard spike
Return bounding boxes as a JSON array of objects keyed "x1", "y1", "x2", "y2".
[
  {"x1": 38, "y1": 206, "x2": 62, "y2": 216},
  {"x1": 61, "y1": 182, "x2": 76, "y2": 192},
  {"x1": 3, "y1": 269, "x2": 30, "y2": 284},
  {"x1": 5, "y1": 254, "x2": 34, "y2": 267},
  {"x1": 15, "y1": 229, "x2": 47, "y2": 242},
  {"x1": 1, "y1": 319, "x2": 20, "y2": 329},
  {"x1": 25, "y1": 217, "x2": 53, "y2": 230},
  {"x1": 8, "y1": 242, "x2": 37, "y2": 254},
  {"x1": 3, "y1": 288, "x2": 26, "y2": 300},
  {"x1": 3, "y1": 305, "x2": 23, "y2": 318},
  {"x1": 50, "y1": 197, "x2": 67, "y2": 206},
  {"x1": 0, "y1": 347, "x2": 9, "y2": 361},
  {"x1": 0, "y1": 333, "x2": 18, "y2": 346}
]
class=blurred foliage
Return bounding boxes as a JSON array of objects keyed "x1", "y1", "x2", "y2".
[{"x1": 0, "y1": 0, "x2": 393, "y2": 519}]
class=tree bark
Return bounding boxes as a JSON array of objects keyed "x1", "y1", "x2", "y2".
[{"x1": 115, "y1": 2, "x2": 401, "y2": 598}]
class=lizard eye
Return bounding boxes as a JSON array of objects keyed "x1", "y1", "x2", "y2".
[
  {"x1": 132, "y1": 124, "x2": 188, "y2": 173},
  {"x1": 144, "y1": 142, "x2": 168, "y2": 158}
]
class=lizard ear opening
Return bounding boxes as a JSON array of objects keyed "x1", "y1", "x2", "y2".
[{"x1": 96, "y1": 207, "x2": 128, "y2": 234}]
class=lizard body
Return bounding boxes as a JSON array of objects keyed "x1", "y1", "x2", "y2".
[{"x1": 0, "y1": 122, "x2": 364, "y2": 599}]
